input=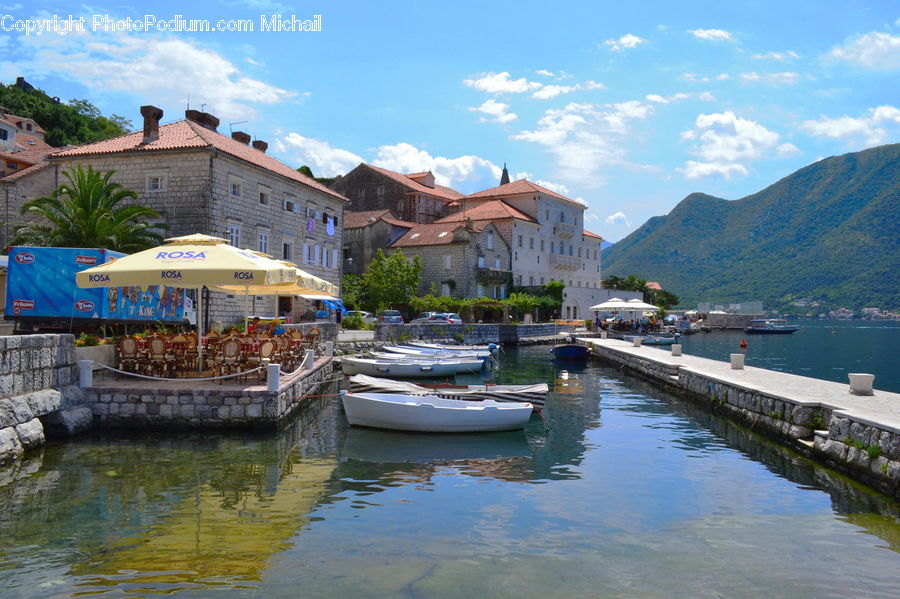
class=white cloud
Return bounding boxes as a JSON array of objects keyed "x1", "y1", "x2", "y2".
[
  {"x1": 752, "y1": 50, "x2": 799, "y2": 61},
  {"x1": 513, "y1": 100, "x2": 655, "y2": 187},
  {"x1": 829, "y1": 31, "x2": 900, "y2": 69},
  {"x1": 605, "y1": 212, "x2": 632, "y2": 227},
  {"x1": 8, "y1": 32, "x2": 295, "y2": 121},
  {"x1": 687, "y1": 28, "x2": 733, "y2": 41},
  {"x1": 531, "y1": 84, "x2": 578, "y2": 100},
  {"x1": 645, "y1": 92, "x2": 690, "y2": 104},
  {"x1": 681, "y1": 72, "x2": 730, "y2": 82},
  {"x1": 463, "y1": 71, "x2": 542, "y2": 94},
  {"x1": 699, "y1": 91, "x2": 716, "y2": 101},
  {"x1": 533, "y1": 179, "x2": 570, "y2": 195},
  {"x1": 740, "y1": 71, "x2": 800, "y2": 85},
  {"x1": 469, "y1": 99, "x2": 517, "y2": 123},
  {"x1": 678, "y1": 111, "x2": 785, "y2": 179},
  {"x1": 371, "y1": 143, "x2": 503, "y2": 189},
  {"x1": 603, "y1": 33, "x2": 645, "y2": 51},
  {"x1": 800, "y1": 105, "x2": 900, "y2": 146},
  {"x1": 274, "y1": 134, "x2": 363, "y2": 177},
  {"x1": 534, "y1": 69, "x2": 556, "y2": 77}
]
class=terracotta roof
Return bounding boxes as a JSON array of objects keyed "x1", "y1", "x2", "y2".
[
  {"x1": 382, "y1": 216, "x2": 417, "y2": 228},
  {"x1": 464, "y1": 178, "x2": 584, "y2": 206},
  {"x1": 435, "y1": 199, "x2": 538, "y2": 224},
  {"x1": 390, "y1": 222, "x2": 473, "y2": 247},
  {"x1": 583, "y1": 229, "x2": 603, "y2": 240},
  {"x1": 344, "y1": 209, "x2": 392, "y2": 229},
  {"x1": 362, "y1": 164, "x2": 463, "y2": 201},
  {"x1": 645, "y1": 281, "x2": 662, "y2": 290},
  {"x1": 51, "y1": 119, "x2": 349, "y2": 202},
  {"x1": 0, "y1": 160, "x2": 51, "y2": 182},
  {"x1": 0, "y1": 113, "x2": 46, "y2": 135}
]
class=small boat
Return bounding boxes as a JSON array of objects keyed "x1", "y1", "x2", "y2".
[
  {"x1": 550, "y1": 344, "x2": 590, "y2": 360},
  {"x1": 365, "y1": 352, "x2": 485, "y2": 373},
  {"x1": 348, "y1": 374, "x2": 548, "y2": 409},
  {"x1": 382, "y1": 345, "x2": 492, "y2": 360},
  {"x1": 340, "y1": 391, "x2": 533, "y2": 432},
  {"x1": 341, "y1": 356, "x2": 459, "y2": 378},
  {"x1": 407, "y1": 341, "x2": 499, "y2": 354},
  {"x1": 744, "y1": 319, "x2": 799, "y2": 334}
]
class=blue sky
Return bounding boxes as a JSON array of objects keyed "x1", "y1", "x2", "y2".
[{"x1": 4, "y1": 1, "x2": 899, "y2": 241}]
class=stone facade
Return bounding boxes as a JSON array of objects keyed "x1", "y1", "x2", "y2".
[
  {"x1": 343, "y1": 214, "x2": 411, "y2": 275},
  {"x1": 0, "y1": 163, "x2": 57, "y2": 248}
]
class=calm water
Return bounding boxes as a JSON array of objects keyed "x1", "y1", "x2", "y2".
[
  {"x1": 679, "y1": 319, "x2": 900, "y2": 393},
  {"x1": 2, "y1": 346, "x2": 900, "y2": 598}
]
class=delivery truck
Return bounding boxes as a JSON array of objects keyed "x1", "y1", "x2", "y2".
[{"x1": 4, "y1": 246, "x2": 192, "y2": 333}]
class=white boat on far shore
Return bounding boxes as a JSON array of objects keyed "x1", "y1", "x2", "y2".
[{"x1": 340, "y1": 391, "x2": 533, "y2": 432}]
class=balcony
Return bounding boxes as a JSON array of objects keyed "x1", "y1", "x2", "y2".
[
  {"x1": 475, "y1": 267, "x2": 511, "y2": 284},
  {"x1": 550, "y1": 253, "x2": 581, "y2": 271},
  {"x1": 553, "y1": 222, "x2": 579, "y2": 238}
]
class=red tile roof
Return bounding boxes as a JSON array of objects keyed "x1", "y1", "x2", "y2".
[
  {"x1": 583, "y1": 229, "x2": 603, "y2": 240},
  {"x1": 464, "y1": 178, "x2": 584, "y2": 206},
  {"x1": 343, "y1": 209, "x2": 416, "y2": 230},
  {"x1": 390, "y1": 222, "x2": 474, "y2": 247},
  {"x1": 435, "y1": 199, "x2": 538, "y2": 224},
  {"x1": 645, "y1": 281, "x2": 662, "y2": 290},
  {"x1": 51, "y1": 120, "x2": 349, "y2": 202},
  {"x1": 362, "y1": 164, "x2": 464, "y2": 202},
  {"x1": 0, "y1": 160, "x2": 51, "y2": 182}
]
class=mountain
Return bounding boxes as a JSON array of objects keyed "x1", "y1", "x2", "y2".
[{"x1": 602, "y1": 144, "x2": 900, "y2": 313}]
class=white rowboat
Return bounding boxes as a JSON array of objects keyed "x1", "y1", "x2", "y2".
[
  {"x1": 348, "y1": 374, "x2": 548, "y2": 409},
  {"x1": 366, "y1": 352, "x2": 485, "y2": 373},
  {"x1": 341, "y1": 356, "x2": 459, "y2": 378},
  {"x1": 383, "y1": 345, "x2": 492, "y2": 360},
  {"x1": 340, "y1": 391, "x2": 533, "y2": 432},
  {"x1": 407, "y1": 341, "x2": 499, "y2": 354}
]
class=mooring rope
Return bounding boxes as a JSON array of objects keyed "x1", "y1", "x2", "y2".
[{"x1": 91, "y1": 361, "x2": 263, "y2": 382}]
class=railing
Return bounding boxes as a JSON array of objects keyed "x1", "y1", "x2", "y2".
[
  {"x1": 550, "y1": 253, "x2": 581, "y2": 270},
  {"x1": 475, "y1": 267, "x2": 511, "y2": 283},
  {"x1": 553, "y1": 222, "x2": 579, "y2": 238}
]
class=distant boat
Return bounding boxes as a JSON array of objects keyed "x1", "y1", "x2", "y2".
[
  {"x1": 744, "y1": 319, "x2": 800, "y2": 334},
  {"x1": 348, "y1": 374, "x2": 547, "y2": 409},
  {"x1": 623, "y1": 334, "x2": 679, "y2": 346},
  {"x1": 551, "y1": 344, "x2": 590, "y2": 360},
  {"x1": 340, "y1": 391, "x2": 534, "y2": 432}
]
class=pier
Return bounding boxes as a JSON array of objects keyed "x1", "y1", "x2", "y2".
[{"x1": 581, "y1": 337, "x2": 900, "y2": 499}]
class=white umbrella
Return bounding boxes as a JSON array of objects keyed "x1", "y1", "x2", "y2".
[
  {"x1": 589, "y1": 298, "x2": 629, "y2": 311},
  {"x1": 624, "y1": 298, "x2": 661, "y2": 311}
]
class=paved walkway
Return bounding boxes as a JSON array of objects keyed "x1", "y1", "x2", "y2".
[{"x1": 582, "y1": 337, "x2": 900, "y2": 433}]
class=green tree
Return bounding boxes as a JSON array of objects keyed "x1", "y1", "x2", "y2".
[
  {"x1": 648, "y1": 289, "x2": 680, "y2": 309},
  {"x1": 296, "y1": 165, "x2": 315, "y2": 178},
  {"x1": 12, "y1": 165, "x2": 164, "y2": 252},
  {"x1": 340, "y1": 273, "x2": 365, "y2": 310},
  {"x1": 362, "y1": 248, "x2": 422, "y2": 311},
  {"x1": 503, "y1": 292, "x2": 541, "y2": 321}
]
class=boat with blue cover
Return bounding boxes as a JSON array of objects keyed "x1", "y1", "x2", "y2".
[{"x1": 744, "y1": 319, "x2": 800, "y2": 334}]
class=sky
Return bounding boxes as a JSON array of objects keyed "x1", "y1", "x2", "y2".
[{"x1": 3, "y1": 1, "x2": 899, "y2": 242}]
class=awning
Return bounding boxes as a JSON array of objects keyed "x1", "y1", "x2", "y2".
[{"x1": 299, "y1": 294, "x2": 339, "y2": 301}]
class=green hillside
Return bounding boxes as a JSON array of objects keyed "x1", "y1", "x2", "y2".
[
  {"x1": 0, "y1": 80, "x2": 131, "y2": 146},
  {"x1": 602, "y1": 144, "x2": 900, "y2": 313}
]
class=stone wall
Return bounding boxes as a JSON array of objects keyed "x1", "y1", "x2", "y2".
[
  {"x1": 374, "y1": 322, "x2": 571, "y2": 345},
  {"x1": 0, "y1": 334, "x2": 91, "y2": 463},
  {"x1": 585, "y1": 340, "x2": 900, "y2": 500},
  {"x1": 0, "y1": 162, "x2": 58, "y2": 248}
]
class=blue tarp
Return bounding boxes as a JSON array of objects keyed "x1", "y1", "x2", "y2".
[{"x1": 323, "y1": 299, "x2": 347, "y2": 314}]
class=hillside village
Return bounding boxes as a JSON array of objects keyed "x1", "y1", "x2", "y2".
[{"x1": 0, "y1": 85, "x2": 628, "y2": 323}]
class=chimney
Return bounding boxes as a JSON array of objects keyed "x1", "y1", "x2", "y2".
[
  {"x1": 184, "y1": 109, "x2": 220, "y2": 132},
  {"x1": 140, "y1": 105, "x2": 164, "y2": 145},
  {"x1": 252, "y1": 140, "x2": 268, "y2": 153},
  {"x1": 231, "y1": 131, "x2": 251, "y2": 145}
]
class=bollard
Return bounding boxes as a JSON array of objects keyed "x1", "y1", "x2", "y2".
[
  {"x1": 671, "y1": 344, "x2": 682, "y2": 356},
  {"x1": 600, "y1": 331, "x2": 608, "y2": 339},
  {"x1": 78, "y1": 360, "x2": 93, "y2": 388},
  {"x1": 267, "y1": 363, "x2": 281, "y2": 393},
  {"x1": 848, "y1": 373, "x2": 875, "y2": 396},
  {"x1": 730, "y1": 353, "x2": 745, "y2": 370},
  {"x1": 304, "y1": 349, "x2": 315, "y2": 370},
  {"x1": 325, "y1": 340, "x2": 334, "y2": 357},
  {"x1": 632, "y1": 337, "x2": 642, "y2": 347}
]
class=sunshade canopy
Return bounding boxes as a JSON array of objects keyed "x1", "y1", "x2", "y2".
[
  {"x1": 589, "y1": 297, "x2": 660, "y2": 312},
  {"x1": 208, "y1": 260, "x2": 338, "y2": 297},
  {"x1": 76, "y1": 234, "x2": 297, "y2": 289}
]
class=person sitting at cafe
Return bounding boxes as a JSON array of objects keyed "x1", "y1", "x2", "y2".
[
  {"x1": 268, "y1": 318, "x2": 286, "y2": 335},
  {"x1": 248, "y1": 316, "x2": 261, "y2": 333}
]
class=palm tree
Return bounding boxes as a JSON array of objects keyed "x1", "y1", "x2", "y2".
[{"x1": 12, "y1": 165, "x2": 165, "y2": 252}]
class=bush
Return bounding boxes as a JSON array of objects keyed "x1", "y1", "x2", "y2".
[
  {"x1": 75, "y1": 332, "x2": 102, "y2": 347},
  {"x1": 343, "y1": 313, "x2": 367, "y2": 330}
]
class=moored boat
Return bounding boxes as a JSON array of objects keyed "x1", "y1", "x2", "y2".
[
  {"x1": 382, "y1": 345, "x2": 492, "y2": 360},
  {"x1": 340, "y1": 391, "x2": 534, "y2": 432},
  {"x1": 365, "y1": 351, "x2": 485, "y2": 373},
  {"x1": 550, "y1": 344, "x2": 590, "y2": 360},
  {"x1": 347, "y1": 374, "x2": 548, "y2": 409},
  {"x1": 341, "y1": 356, "x2": 459, "y2": 378},
  {"x1": 744, "y1": 319, "x2": 800, "y2": 334},
  {"x1": 407, "y1": 341, "x2": 499, "y2": 354}
]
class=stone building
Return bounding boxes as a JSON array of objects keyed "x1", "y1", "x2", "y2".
[
  {"x1": 46, "y1": 105, "x2": 348, "y2": 325},
  {"x1": 342, "y1": 209, "x2": 415, "y2": 275},
  {"x1": 439, "y1": 179, "x2": 606, "y2": 319},
  {"x1": 389, "y1": 220, "x2": 510, "y2": 299},
  {"x1": 331, "y1": 163, "x2": 463, "y2": 224}
]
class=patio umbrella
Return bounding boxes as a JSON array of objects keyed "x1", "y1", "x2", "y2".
[
  {"x1": 624, "y1": 298, "x2": 661, "y2": 311},
  {"x1": 588, "y1": 298, "x2": 628, "y2": 311},
  {"x1": 76, "y1": 233, "x2": 297, "y2": 372}
]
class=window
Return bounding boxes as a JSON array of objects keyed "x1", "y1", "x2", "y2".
[
  {"x1": 540, "y1": 239, "x2": 545, "y2": 251},
  {"x1": 6, "y1": 161, "x2": 16, "y2": 170},
  {"x1": 444, "y1": 255, "x2": 452, "y2": 269},
  {"x1": 487, "y1": 231, "x2": 493, "y2": 249},
  {"x1": 322, "y1": 247, "x2": 329, "y2": 268},
  {"x1": 303, "y1": 243, "x2": 311, "y2": 264},
  {"x1": 441, "y1": 283, "x2": 451, "y2": 296},
  {"x1": 540, "y1": 277, "x2": 545, "y2": 285},
  {"x1": 514, "y1": 275, "x2": 522, "y2": 286},
  {"x1": 146, "y1": 174, "x2": 166, "y2": 192},
  {"x1": 494, "y1": 258, "x2": 500, "y2": 268},
  {"x1": 357, "y1": 188, "x2": 365, "y2": 199},
  {"x1": 529, "y1": 276, "x2": 534, "y2": 285},
  {"x1": 258, "y1": 232, "x2": 269, "y2": 254},
  {"x1": 477, "y1": 284, "x2": 485, "y2": 297},
  {"x1": 229, "y1": 180, "x2": 242, "y2": 198},
  {"x1": 537, "y1": 255, "x2": 540, "y2": 264},
  {"x1": 282, "y1": 242, "x2": 293, "y2": 261},
  {"x1": 284, "y1": 199, "x2": 297, "y2": 212},
  {"x1": 259, "y1": 185, "x2": 270, "y2": 205},
  {"x1": 551, "y1": 241, "x2": 555, "y2": 253},
  {"x1": 314, "y1": 245, "x2": 321, "y2": 265},
  {"x1": 478, "y1": 256, "x2": 485, "y2": 268},
  {"x1": 0, "y1": 129, "x2": 7, "y2": 140},
  {"x1": 545, "y1": 209, "x2": 550, "y2": 220},
  {"x1": 226, "y1": 224, "x2": 240, "y2": 247},
  {"x1": 594, "y1": 250, "x2": 598, "y2": 260},
  {"x1": 333, "y1": 249, "x2": 340, "y2": 270},
  {"x1": 377, "y1": 185, "x2": 385, "y2": 197},
  {"x1": 578, "y1": 247, "x2": 582, "y2": 257},
  {"x1": 518, "y1": 235, "x2": 523, "y2": 248},
  {"x1": 529, "y1": 237, "x2": 534, "y2": 250}
]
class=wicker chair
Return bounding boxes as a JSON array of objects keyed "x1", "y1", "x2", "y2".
[
  {"x1": 213, "y1": 337, "x2": 243, "y2": 383},
  {"x1": 246, "y1": 338, "x2": 278, "y2": 382},
  {"x1": 145, "y1": 335, "x2": 171, "y2": 378},
  {"x1": 116, "y1": 336, "x2": 141, "y2": 375}
]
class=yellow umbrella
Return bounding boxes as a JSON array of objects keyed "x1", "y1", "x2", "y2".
[{"x1": 76, "y1": 234, "x2": 297, "y2": 371}]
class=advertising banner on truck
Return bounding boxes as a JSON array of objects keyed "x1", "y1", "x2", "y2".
[{"x1": 4, "y1": 247, "x2": 189, "y2": 324}]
